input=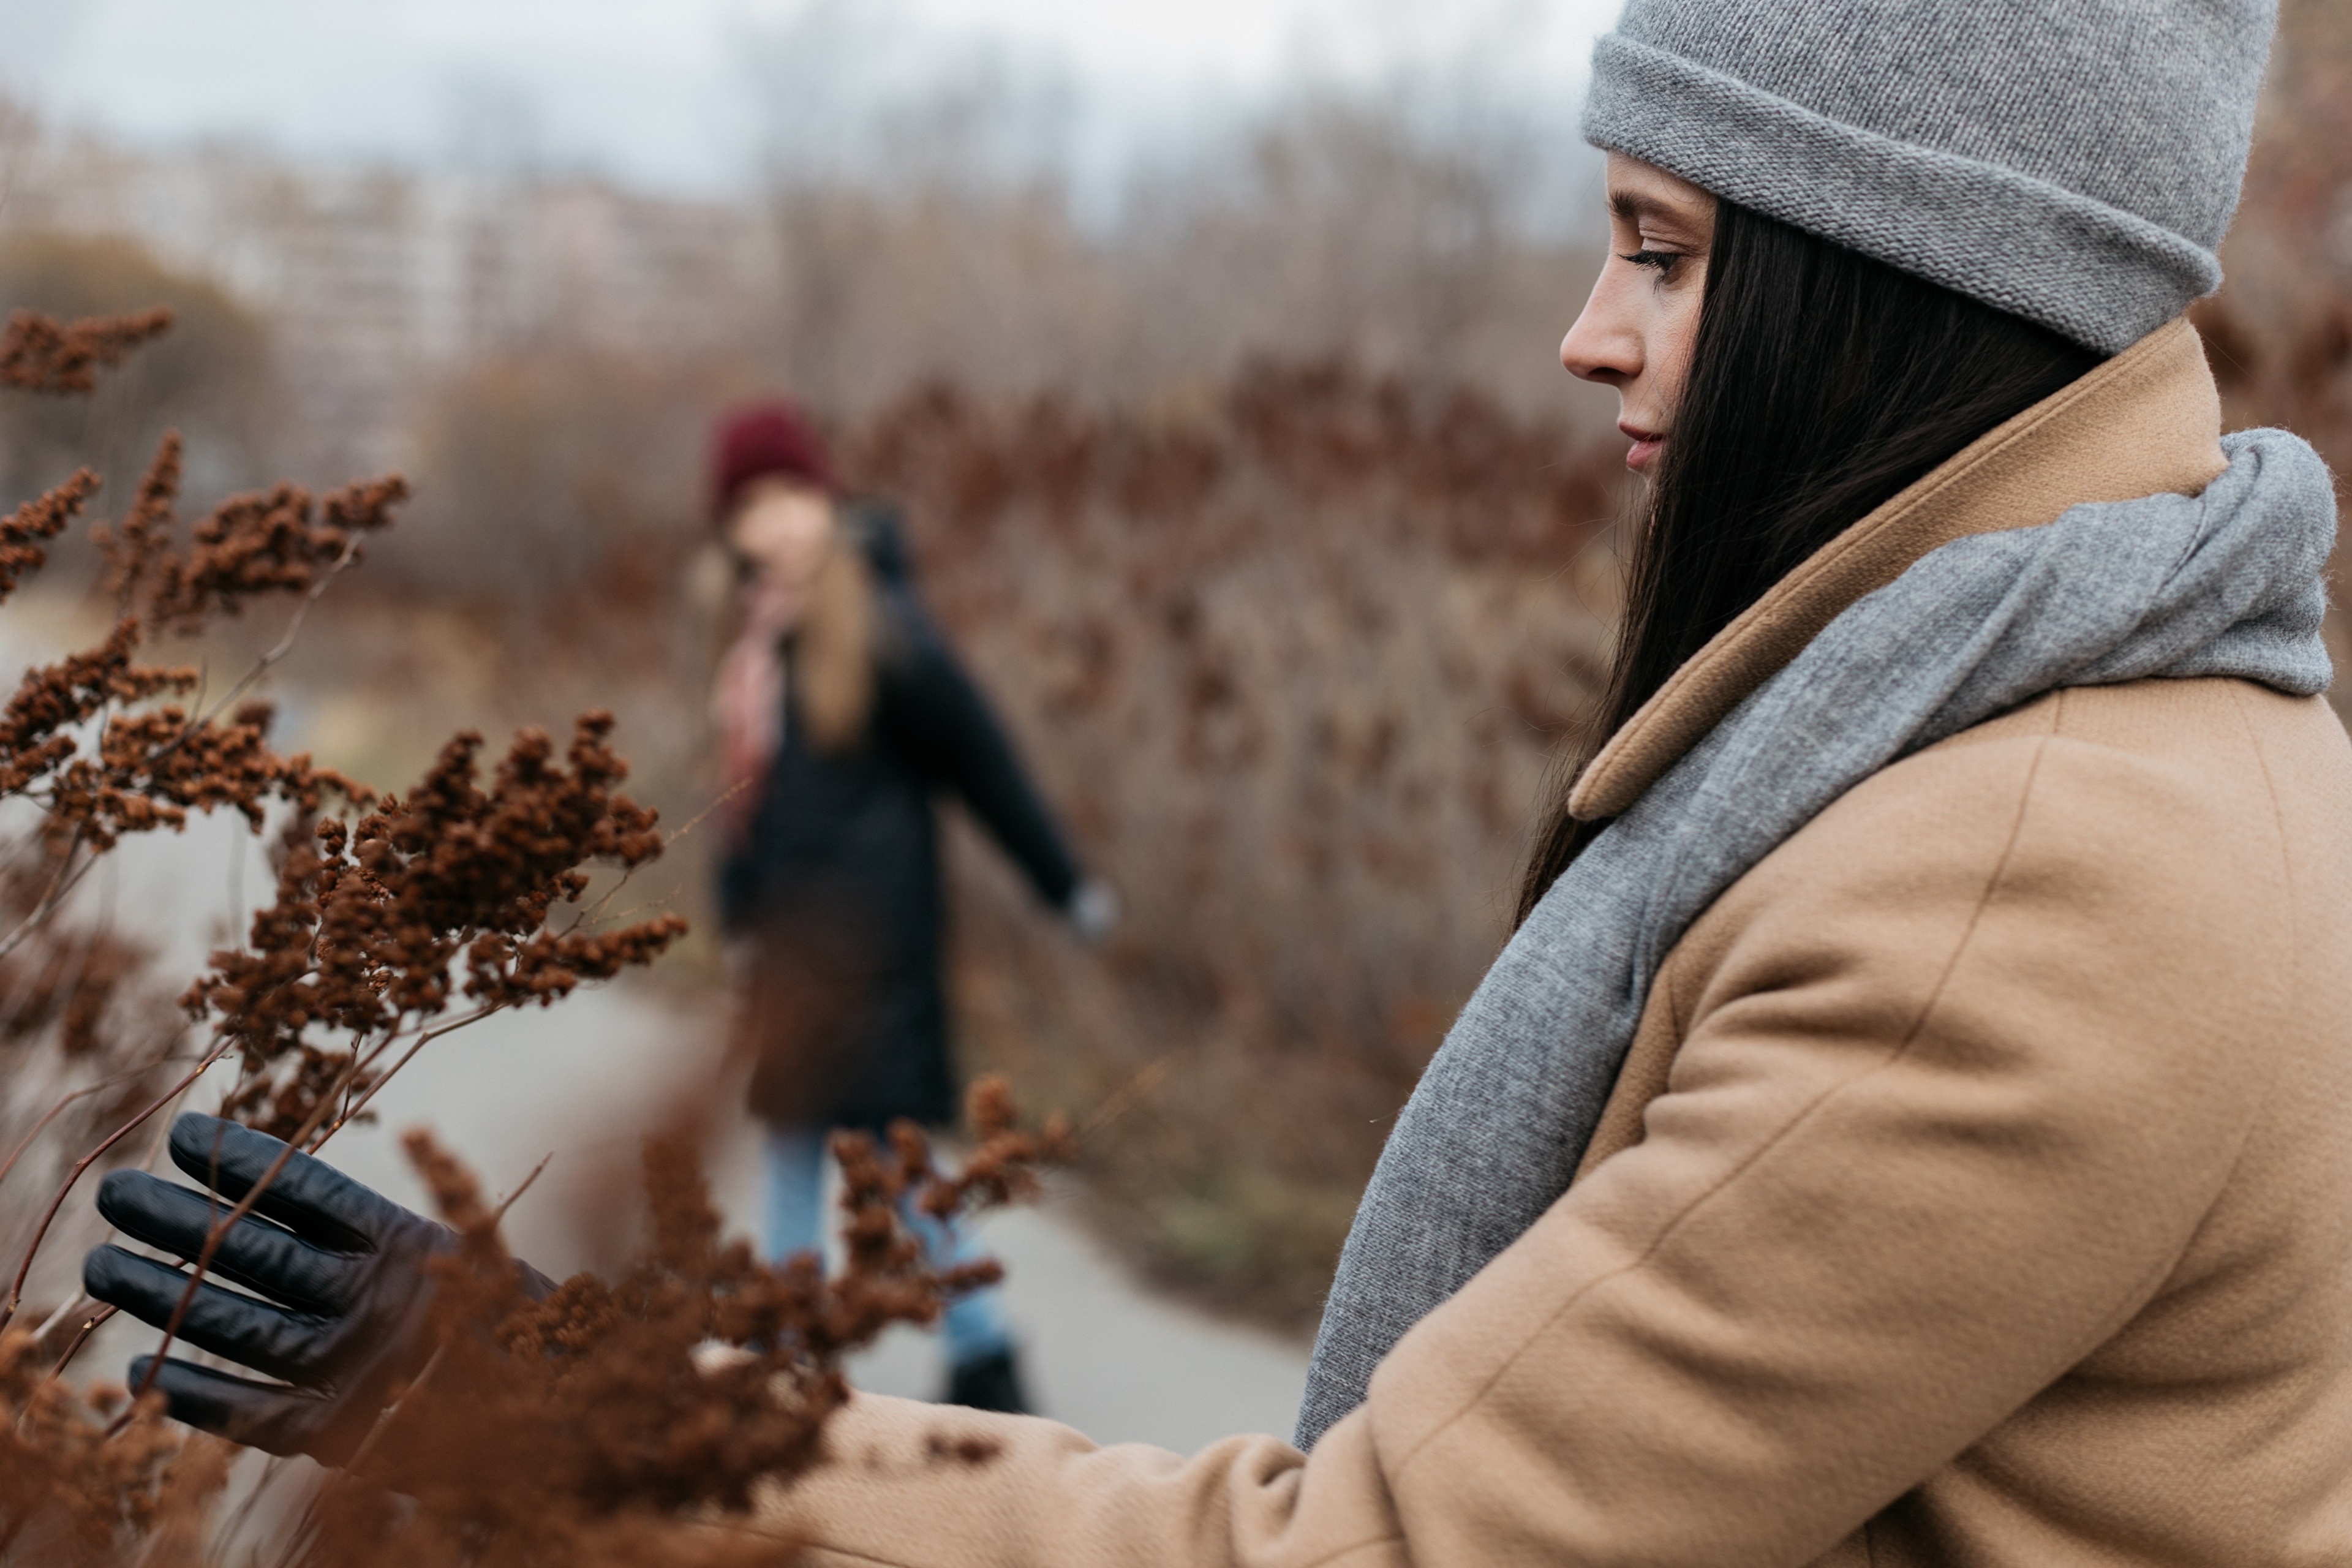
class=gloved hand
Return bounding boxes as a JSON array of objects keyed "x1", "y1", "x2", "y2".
[{"x1": 83, "y1": 1112, "x2": 553, "y2": 1466}]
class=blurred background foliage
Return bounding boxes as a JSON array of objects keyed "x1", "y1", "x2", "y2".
[
  {"x1": 0, "y1": 232, "x2": 278, "y2": 510},
  {"x1": 0, "y1": 0, "x2": 2345, "y2": 1327}
]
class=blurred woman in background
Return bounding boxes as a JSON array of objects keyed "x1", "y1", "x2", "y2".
[{"x1": 706, "y1": 402, "x2": 1114, "y2": 1415}]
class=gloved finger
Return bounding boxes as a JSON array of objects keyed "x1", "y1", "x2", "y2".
[
  {"x1": 84, "y1": 1245, "x2": 333, "y2": 1384},
  {"x1": 96, "y1": 1169, "x2": 359, "y2": 1313},
  {"x1": 129, "y1": 1354, "x2": 352, "y2": 1464},
  {"x1": 166, "y1": 1114, "x2": 412, "y2": 1252}
]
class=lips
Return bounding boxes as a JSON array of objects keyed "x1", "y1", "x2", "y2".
[{"x1": 1618, "y1": 421, "x2": 1667, "y2": 472}]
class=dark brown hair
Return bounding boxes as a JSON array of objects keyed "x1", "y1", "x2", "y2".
[{"x1": 1515, "y1": 199, "x2": 2102, "y2": 923}]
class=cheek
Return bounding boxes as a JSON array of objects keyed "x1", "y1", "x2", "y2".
[{"x1": 1653, "y1": 288, "x2": 1706, "y2": 405}]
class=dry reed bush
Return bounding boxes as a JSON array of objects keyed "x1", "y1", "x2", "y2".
[
  {"x1": 253, "y1": 1078, "x2": 1066, "y2": 1567},
  {"x1": 0, "y1": 1328, "x2": 232, "y2": 1568},
  {"x1": 0, "y1": 355, "x2": 423, "y2": 1322},
  {"x1": 195, "y1": 714, "x2": 686, "y2": 1141},
  {"x1": 0, "y1": 469, "x2": 98, "y2": 603},
  {"x1": 0, "y1": 307, "x2": 173, "y2": 398},
  {"x1": 0, "y1": 1078, "x2": 1068, "y2": 1567},
  {"x1": 316, "y1": 351, "x2": 736, "y2": 900},
  {"x1": 388, "y1": 350, "x2": 722, "y2": 623}
]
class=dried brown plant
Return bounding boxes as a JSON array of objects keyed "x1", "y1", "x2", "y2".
[
  {"x1": 267, "y1": 1082, "x2": 1065, "y2": 1567},
  {"x1": 143, "y1": 473, "x2": 407, "y2": 633},
  {"x1": 0, "y1": 470, "x2": 97, "y2": 602},
  {"x1": 0, "y1": 1077, "x2": 1068, "y2": 1567},
  {"x1": 0, "y1": 1331, "x2": 227, "y2": 1567},
  {"x1": 0, "y1": 309, "x2": 174, "y2": 397},
  {"x1": 89, "y1": 432, "x2": 179, "y2": 611},
  {"x1": 197, "y1": 714, "x2": 685, "y2": 1142},
  {"x1": 0, "y1": 333, "x2": 404, "y2": 1341}
]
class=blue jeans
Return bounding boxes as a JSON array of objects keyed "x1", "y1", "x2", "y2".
[{"x1": 762, "y1": 1125, "x2": 1016, "y2": 1367}]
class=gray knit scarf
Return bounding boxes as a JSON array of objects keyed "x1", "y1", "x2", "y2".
[{"x1": 1296, "y1": 429, "x2": 2338, "y2": 1448}]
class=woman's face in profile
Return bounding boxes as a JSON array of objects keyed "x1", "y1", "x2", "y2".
[
  {"x1": 1559, "y1": 153, "x2": 1716, "y2": 475},
  {"x1": 728, "y1": 476, "x2": 837, "y2": 598}
]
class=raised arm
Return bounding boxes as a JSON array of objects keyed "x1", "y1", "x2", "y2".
[{"x1": 876, "y1": 598, "x2": 1085, "y2": 913}]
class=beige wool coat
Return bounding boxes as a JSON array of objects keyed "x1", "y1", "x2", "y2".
[{"x1": 756, "y1": 317, "x2": 2352, "y2": 1566}]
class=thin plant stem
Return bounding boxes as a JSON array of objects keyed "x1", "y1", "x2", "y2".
[
  {"x1": 148, "y1": 534, "x2": 364, "y2": 764},
  {"x1": 43, "y1": 1303, "x2": 113, "y2": 1382},
  {"x1": 573, "y1": 864, "x2": 639, "y2": 928},
  {"x1": 1080, "y1": 1051, "x2": 1182, "y2": 1137},
  {"x1": 28, "y1": 1289, "x2": 86, "y2": 1343},
  {"x1": 567, "y1": 887, "x2": 680, "y2": 935},
  {"x1": 0, "y1": 824, "x2": 91, "y2": 965},
  {"x1": 663, "y1": 776, "x2": 753, "y2": 848},
  {"x1": 548, "y1": 774, "x2": 742, "y2": 939},
  {"x1": 491, "y1": 1152, "x2": 554, "y2": 1226},
  {"x1": 0, "y1": 1040, "x2": 232, "y2": 1332},
  {"x1": 315, "y1": 1003, "x2": 508, "y2": 1148},
  {"x1": 209, "y1": 1452, "x2": 294, "y2": 1564},
  {"x1": 0, "y1": 1050, "x2": 194, "y2": 1196}
]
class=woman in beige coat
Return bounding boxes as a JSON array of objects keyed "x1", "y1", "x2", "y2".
[{"x1": 86, "y1": 0, "x2": 2352, "y2": 1561}]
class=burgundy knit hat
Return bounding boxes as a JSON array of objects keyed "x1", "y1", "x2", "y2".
[{"x1": 709, "y1": 401, "x2": 837, "y2": 523}]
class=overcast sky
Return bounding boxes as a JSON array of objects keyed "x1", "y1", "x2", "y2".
[{"x1": 0, "y1": 0, "x2": 1623, "y2": 194}]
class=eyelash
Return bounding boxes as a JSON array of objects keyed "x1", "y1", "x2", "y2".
[{"x1": 1620, "y1": 248, "x2": 1684, "y2": 276}]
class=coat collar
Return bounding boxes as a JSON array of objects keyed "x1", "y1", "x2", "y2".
[{"x1": 1568, "y1": 316, "x2": 2230, "y2": 823}]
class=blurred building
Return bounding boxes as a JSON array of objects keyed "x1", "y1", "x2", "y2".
[{"x1": 0, "y1": 129, "x2": 775, "y2": 470}]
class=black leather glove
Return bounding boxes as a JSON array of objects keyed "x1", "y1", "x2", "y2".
[{"x1": 83, "y1": 1112, "x2": 553, "y2": 1465}]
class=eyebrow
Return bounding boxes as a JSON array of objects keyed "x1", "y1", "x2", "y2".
[{"x1": 1608, "y1": 189, "x2": 1679, "y2": 225}]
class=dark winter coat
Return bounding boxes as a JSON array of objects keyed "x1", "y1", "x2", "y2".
[{"x1": 720, "y1": 503, "x2": 1080, "y2": 1132}]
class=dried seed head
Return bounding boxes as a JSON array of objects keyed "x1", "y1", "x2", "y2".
[{"x1": 0, "y1": 307, "x2": 173, "y2": 396}]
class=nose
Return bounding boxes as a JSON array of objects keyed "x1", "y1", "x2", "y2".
[{"x1": 1560, "y1": 270, "x2": 1640, "y2": 388}]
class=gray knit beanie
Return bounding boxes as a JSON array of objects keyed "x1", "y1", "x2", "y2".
[{"x1": 1580, "y1": 0, "x2": 2278, "y2": 354}]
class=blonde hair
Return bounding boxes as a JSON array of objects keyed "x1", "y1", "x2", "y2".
[{"x1": 793, "y1": 524, "x2": 877, "y2": 753}]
